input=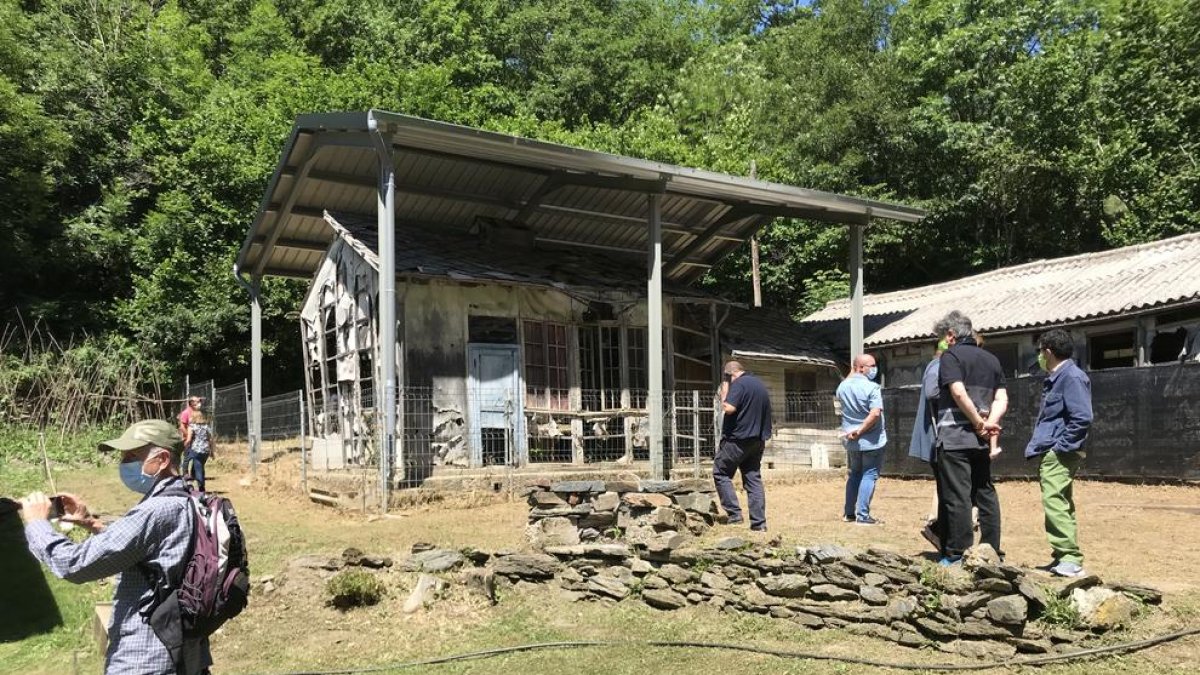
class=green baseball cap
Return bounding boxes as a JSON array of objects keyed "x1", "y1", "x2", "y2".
[{"x1": 98, "y1": 419, "x2": 184, "y2": 454}]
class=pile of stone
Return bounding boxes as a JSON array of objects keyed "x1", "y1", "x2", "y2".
[
  {"x1": 524, "y1": 477, "x2": 720, "y2": 552},
  {"x1": 478, "y1": 538, "x2": 1160, "y2": 659}
]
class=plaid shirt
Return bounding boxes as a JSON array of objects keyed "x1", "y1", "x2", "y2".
[{"x1": 25, "y1": 477, "x2": 210, "y2": 674}]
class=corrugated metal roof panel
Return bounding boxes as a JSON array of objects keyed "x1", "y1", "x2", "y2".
[
  {"x1": 238, "y1": 111, "x2": 924, "y2": 282},
  {"x1": 803, "y1": 232, "x2": 1200, "y2": 345}
]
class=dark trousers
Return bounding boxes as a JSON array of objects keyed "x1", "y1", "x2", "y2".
[
  {"x1": 935, "y1": 446, "x2": 1001, "y2": 558},
  {"x1": 713, "y1": 438, "x2": 766, "y2": 529}
]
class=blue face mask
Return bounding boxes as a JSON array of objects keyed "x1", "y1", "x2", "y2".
[
  {"x1": 866, "y1": 367, "x2": 878, "y2": 381},
  {"x1": 119, "y1": 459, "x2": 156, "y2": 494}
]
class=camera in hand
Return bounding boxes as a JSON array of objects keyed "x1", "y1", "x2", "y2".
[{"x1": 48, "y1": 496, "x2": 65, "y2": 520}]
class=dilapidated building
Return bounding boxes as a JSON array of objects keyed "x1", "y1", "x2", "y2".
[
  {"x1": 802, "y1": 231, "x2": 1200, "y2": 385},
  {"x1": 235, "y1": 111, "x2": 924, "y2": 496}
]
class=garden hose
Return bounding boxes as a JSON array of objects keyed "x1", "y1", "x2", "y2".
[{"x1": 272, "y1": 625, "x2": 1200, "y2": 674}]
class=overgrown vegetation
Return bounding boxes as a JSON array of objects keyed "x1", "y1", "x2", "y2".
[
  {"x1": 2, "y1": 0, "x2": 1198, "y2": 392},
  {"x1": 326, "y1": 569, "x2": 387, "y2": 609},
  {"x1": 1038, "y1": 589, "x2": 1083, "y2": 629}
]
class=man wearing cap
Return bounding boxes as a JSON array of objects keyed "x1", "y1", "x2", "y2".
[{"x1": 18, "y1": 419, "x2": 212, "y2": 675}]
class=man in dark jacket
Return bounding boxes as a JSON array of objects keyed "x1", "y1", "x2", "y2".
[
  {"x1": 714, "y1": 360, "x2": 772, "y2": 531},
  {"x1": 1025, "y1": 329, "x2": 1093, "y2": 578}
]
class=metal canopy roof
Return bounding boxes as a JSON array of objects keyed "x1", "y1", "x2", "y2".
[{"x1": 237, "y1": 110, "x2": 926, "y2": 284}]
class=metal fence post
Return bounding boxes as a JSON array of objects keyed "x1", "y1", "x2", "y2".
[
  {"x1": 242, "y1": 378, "x2": 252, "y2": 473},
  {"x1": 299, "y1": 389, "x2": 307, "y2": 494},
  {"x1": 692, "y1": 390, "x2": 701, "y2": 478}
]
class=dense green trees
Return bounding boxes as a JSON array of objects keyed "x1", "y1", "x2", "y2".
[{"x1": 2, "y1": 0, "x2": 1197, "y2": 390}]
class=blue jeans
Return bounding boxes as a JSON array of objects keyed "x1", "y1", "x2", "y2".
[
  {"x1": 186, "y1": 450, "x2": 209, "y2": 491},
  {"x1": 844, "y1": 448, "x2": 884, "y2": 521},
  {"x1": 713, "y1": 438, "x2": 766, "y2": 529}
]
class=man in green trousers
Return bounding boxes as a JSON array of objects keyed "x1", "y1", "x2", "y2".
[{"x1": 1025, "y1": 329, "x2": 1094, "y2": 577}]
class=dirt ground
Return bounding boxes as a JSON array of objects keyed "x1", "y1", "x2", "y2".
[{"x1": 11, "y1": 455, "x2": 1200, "y2": 674}]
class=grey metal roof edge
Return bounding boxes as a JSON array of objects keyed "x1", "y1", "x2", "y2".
[
  {"x1": 236, "y1": 119, "x2": 313, "y2": 272},
  {"x1": 361, "y1": 110, "x2": 924, "y2": 221}
]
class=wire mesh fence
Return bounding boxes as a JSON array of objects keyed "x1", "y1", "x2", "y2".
[
  {"x1": 178, "y1": 379, "x2": 846, "y2": 487},
  {"x1": 212, "y1": 381, "x2": 249, "y2": 443}
]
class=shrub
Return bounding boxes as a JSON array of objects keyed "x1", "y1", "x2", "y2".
[{"x1": 326, "y1": 570, "x2": 386, "y2": 609}]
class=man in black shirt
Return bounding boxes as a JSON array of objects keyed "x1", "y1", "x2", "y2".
[
  {"x1": 714, "y1": 360, "x2": 772, "y2": 531},
  {"x1": 935, "y1": 311, "x2": 1008, "y2": 563}
]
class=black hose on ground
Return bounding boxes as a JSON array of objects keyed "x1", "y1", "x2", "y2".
[{"x1": 271, "y1": 626, "x2": 1200, "y2": 674}]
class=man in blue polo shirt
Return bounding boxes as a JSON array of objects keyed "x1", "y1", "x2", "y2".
[
  {"x1": 1025, "y1": 328, "x2": 1093, "y2": 578},
  {"x1": 837, "y1": 353, "x2": 887, "y2": 525},
  {"x1": 714, "y1": 360, "x2": 772, "y2": 531}
]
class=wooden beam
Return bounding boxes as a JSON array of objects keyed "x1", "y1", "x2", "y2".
[
  {"x1": 261, "y1": 267, "x2": 315, "y2": 280},
  {"x1": 266, "y1": 204, "x2": 326, "y2": 220},
  {"x1": 253, "y1": 236, "x2": 330, "y2": 252},
  {"x1": 667, "y1": 206, "x2": 757, "y2": 270},
  {"x1": 533, "y1": 237, "x2": 711, "y2": 267},
  {"x1": 534, "y1": 203, "x2": 697, "y2": 235}
]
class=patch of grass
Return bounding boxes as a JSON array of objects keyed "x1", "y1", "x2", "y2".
[
  {"x1": 1039, "y1": 590, "x2": 1082, "y2": 629},
  {"x1": 691, "y1": 556, "x2": 715, "y2": 575},
  {"x1": 0, "y1": 564, "x2": 108, "y2": 675},
  {"x1": 326, "y1": 569, "x2": 387, "y2": 609},
  {"x1": 918, "y1": 563, "x2": 951, "y2": 591}
]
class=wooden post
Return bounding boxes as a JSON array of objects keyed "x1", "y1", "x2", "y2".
[{"x1": 749, "y1": 161, "x2": 762, "y2": 308}]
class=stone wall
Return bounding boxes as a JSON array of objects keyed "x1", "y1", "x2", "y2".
[
  {"x1": 479, "y1": 538, "x2": 1158, "y2": 659},
  {"x1": 524, "y1": 477, "x2": 720, "y2": 552}
]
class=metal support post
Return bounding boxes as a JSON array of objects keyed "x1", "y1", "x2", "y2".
[
  {"x1": 370, "y1": 114, "x2": 397, "y2": 511},
  {"x1": 647, "y1": 193, "x2": 666, "y2": 480},
  {"x1": 250, "y1": 282, "x2": 262, "y2": 473},
  {"x1": 849, "y1": 223, "x2": 864, "y2": 361}
]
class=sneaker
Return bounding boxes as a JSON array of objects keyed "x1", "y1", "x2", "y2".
[
  {"x1": 855, "y1": 516, "x2": 882, "y2": 526},
  {"x1": 750, "y1": 526, "x2": 768, "y2": 532},
  {"x1": 842, "y1": 515, "x2": 855, "y2": 523},
  {"x1": 938, "y1": 555, "x2": 963, "y2": 567},
  {"x1": 1051, "y1": 561, "x2": 1086, "y2": 578},
  {"x1": 726, "y1": 517, "x2": 744, "y2": 525},
  {"x1": 920, "y1": 522, "x2": 941, "y2": 551}
]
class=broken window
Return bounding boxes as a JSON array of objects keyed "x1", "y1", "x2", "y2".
[
  {"x1": 523, "y1": 320, "x2": 568, "y2": 410},
  {"x1": 469, "y1": 316, "x2": 518, "y2": 344},
  {"x1": 1089, "y1": 330, "x2": 1136, "y2": 370},
  {"x1": 784, "y1": 368, "x2": 818, "y2": 423},
  {"x1": 983, "y1": 342, "x2": 1019, "y2": 377},
  {"x1": 580, "y1": 325, "x2": 622, "y2": 410}
]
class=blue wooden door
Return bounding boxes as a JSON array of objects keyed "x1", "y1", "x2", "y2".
[{"x1": 467, "y1": 345, "x2": 525, "y2": 466}]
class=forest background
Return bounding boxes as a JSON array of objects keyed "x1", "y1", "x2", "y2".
[{"x1": 2, "y1": 0, "x2": 1197, "y2": 394}]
